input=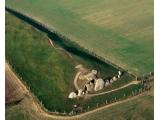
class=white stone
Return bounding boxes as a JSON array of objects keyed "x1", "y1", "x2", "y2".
[
  {"x1": 118, "y1": 71, "x2": 122, "y2": 76},
  {"x1": 75, "y1": 64, "x2": 83, "y2": 69},
  {"x1": 85, "y1": 83, "x2": 94, "y2": 92},
  {"x1": 110, "y1": 79, "x2": 114, "y2": 83},
  {"x1": 68, "y1": 92, "x2": 77, "y2": 99},
  {"x1": 91, "y1": 70, "x2": 97, "y2": 75},
  {"x1": 105, "y1": 81, "x2": 110, "y2": 87},
  {"x1": 78, "y1": 89, "x2": 83, "y2": 96},
  {"x1": 94, "y1": 78, "x2": 105, "y2": 91},
  {"x1": 118, "y1": 75, "x2": 121, "y2": 78},
  {"x1": 113, "y1": 76, "x2": 117, "y2": 81}
]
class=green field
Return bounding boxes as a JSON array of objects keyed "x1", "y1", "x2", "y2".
[
  {"x1": 6, "y1": 0, "x2": 154, "y2": 75},
  {"x1": 5, "y1": 12, "x2": 77, "y2": 112},
  {"x1": 6, "y1": 12, "x2": 137, "y2": 113}
]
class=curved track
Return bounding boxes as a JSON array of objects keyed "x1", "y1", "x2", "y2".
[{"x1": 87, "y1": 80, "x2": 140, "y2": 97}]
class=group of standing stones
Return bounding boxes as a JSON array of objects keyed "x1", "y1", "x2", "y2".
[{"x1": 68, "y1": 68, "x2": 123, "y2": 99}]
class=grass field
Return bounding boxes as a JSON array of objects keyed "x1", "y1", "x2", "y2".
[
  {"x1": 6, "y1": 12, "x2": 137, "y2": 113},
  {"x1": 6, "y1": 12, "x2": 77, "y2": 112},
  {"x1": 6, "y1": 0, "x2": 154, "y2": 75},
  {"x1": 5, "y1": 62, "x2": 153, "y2": 120}
]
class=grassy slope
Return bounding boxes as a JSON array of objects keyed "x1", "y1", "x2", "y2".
[
  {"x1": 5, "y1": 12, "x2": 77, "y2": 112},
  {"x1": 6, "y1": 0, "x2": 154, "y2": 75},
  {"x1": 6, "y1": 95, "x2": 153, "y2": 120}
]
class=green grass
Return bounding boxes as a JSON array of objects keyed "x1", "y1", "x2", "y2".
[
  {"x1": 6, "y1": 0, "x2": 154, "y2": 75},
  {"x1": 79, "y1": 84, "x2": 143, "y2": 111},
  {"x1": 6, "y1": 12, "x2": 134, "y2": 113},
  {"x1": 5, "y1": 12, "x2": 77, "y2": 112}
]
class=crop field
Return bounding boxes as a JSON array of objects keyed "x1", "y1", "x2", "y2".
[
  {"x1": 6, "y1": 0, "x2": 154, "y2": 75},
  {"x1": 6, "y1": 12, "x2": 138, "y2": 113}
]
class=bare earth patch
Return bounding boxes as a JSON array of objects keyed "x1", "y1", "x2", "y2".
[{"x1": 5, "y1": 63, "x2": 27, "y2": 104}]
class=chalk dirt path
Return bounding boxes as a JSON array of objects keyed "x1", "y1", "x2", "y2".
[
  {"x1": 87, "y1": 80, "x2": 140, "y2": 97},
  {"x1": 74, "y1": 72, "x2": 82, "y2": 90},
  {"x1": 48, "y1": 39, "x2": 73, "y2": 59}
]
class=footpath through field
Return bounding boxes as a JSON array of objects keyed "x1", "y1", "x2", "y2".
[
  {"x1": 87, "y1": 81, "x2": 140, "y2": 97},
  {"x1": 74, "y1": 71, "x2": 82, "y2": 90}
]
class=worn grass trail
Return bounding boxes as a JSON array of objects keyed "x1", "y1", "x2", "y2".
[{"x1": 87, "y1": 81, "x2": 140, "y2": 97}]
